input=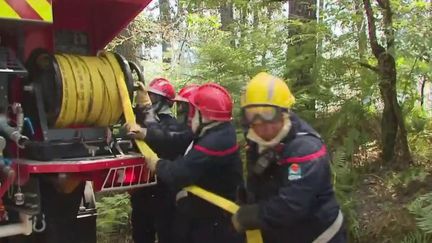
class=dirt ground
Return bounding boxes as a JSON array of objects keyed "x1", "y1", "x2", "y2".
[{"x1": 354, "y1": 167, "x2": 432, "y2": 243}]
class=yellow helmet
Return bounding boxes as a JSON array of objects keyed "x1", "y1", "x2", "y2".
[{"x1": 241, "y1": 72, "x2": 295, "y2": 109}]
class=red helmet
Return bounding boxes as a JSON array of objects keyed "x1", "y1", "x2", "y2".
[
  {"x1": 189, "y1": 83, "x2": 233, "y2": 121},
  {"x1": 148, "y1": 78, "x2": 176, "y2": 100},
  {"x1": 175, "y1": 84, "x2": 200, "y2": 102}
]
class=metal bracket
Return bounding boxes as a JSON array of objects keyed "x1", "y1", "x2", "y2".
[
  {"x1": 81, "y1": 139, "x2": 100, "y2": 157},
  {"x1": 113, "y1": 139, "x2": 133, "y2": 156},
  {"x1": 32, "y1": 214, "x2": 46, "y2": 233}
]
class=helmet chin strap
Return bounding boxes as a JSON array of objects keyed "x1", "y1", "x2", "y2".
[
  {"x1": 152, "y1": 101, "x2": 162, "y2": 114},
  {"x1": 191, "y1": 110, "x2": 219, "y2": 137},
  {"x1": 152, "y1": 99, "x2": 172, "y2": 117},
  {"x1": 247, "y1": 113, "x2": 292, "y2": 153}
]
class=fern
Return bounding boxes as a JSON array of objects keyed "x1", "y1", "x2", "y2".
[
  {"x1": 96, "y1": 193, "x2": 133, "y2": 243},
  {"x1": 314, "y1": 100, "x2": 379, "y2": 160},
  {"x1": 408, "y1": 130, "x2": 432, "y2": 164},
  {"x1": 331, "y1": 149, "x2": 360, "y2": 240},
  {"x1": 400, "y1": 230, "x2": 432, "y2": 243},
  {"x1": 408, "y1": 193, "x2": 432, "y2": 234}
]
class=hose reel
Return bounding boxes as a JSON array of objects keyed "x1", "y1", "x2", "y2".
[{"x1": 26, "y1": 50, "x2": 138, "y2": 129}]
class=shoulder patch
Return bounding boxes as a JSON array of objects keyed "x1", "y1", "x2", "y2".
[{"x1": 287, "y1": 163, "x2": 302, "y2": 181}]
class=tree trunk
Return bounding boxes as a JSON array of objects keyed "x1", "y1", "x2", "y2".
[
  {"x1": 286, "y1": 0, "x2": 317, "y2": 115},
  {"x1": 253, "y1": 7, "x2": 259, "y2": 29},
  {"x1": 420, "y1": 76, "x2": 427, "y2": 107},
  {"x1": 288, "y1": 0, "x2": 315, "y2": 19},
  {"x1": 219, "y1": 1, "x2": 234, "y2": 31},
  {"x1": 261, "y1": 6, "x2": 274, "y2": 67},
  {"x1": 159, "y1": 0, "x2": 172, "y2": 65},
  {"x1": 354, "y1": 1, "x2": 367, "y2": 60},
  {"x1": 219, "y1": 0, "x2": 235, "y2": 47},
  {"x1": 286, "y1": 0, "x2": 316, "y2": 85},
  {"x1": 379, "y1": 54, "x2": 411, "y2": 166},
  {"x1": 377, "y1": 54, "x2": 399, "y2": 162},
  {"x1": 363, "y1": 0, "x2": 412, "y2": 167},
  {"x1": 238, "y1": 5, "x2": 250, "y2": 48}
]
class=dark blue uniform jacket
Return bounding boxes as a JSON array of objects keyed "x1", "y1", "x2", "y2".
[
  {"x1": 238, "y1": 112, "x2": 345, "y2": 243},
  {"x1": 156, "y1": 122, "x2": 244, "y2": 219}
]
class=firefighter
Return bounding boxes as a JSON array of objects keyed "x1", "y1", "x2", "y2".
[
  {"x1": 174, "y1": 83, "x2": 200, "y2": 126},
  {"x1": 231, "y1": 72, "x2": 346, "y2": 243},
  {"x1": 134, "y1": 78, "x2": 195, "y2": 158},
  {"x1": 126, "y1": 78, "x2": 194, "y2": 243},
  {"x1": 128, "y1": 83, "x2": 244, "y2": 243}
]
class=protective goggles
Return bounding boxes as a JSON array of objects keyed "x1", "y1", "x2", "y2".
[
  {"x1": 176, "y1": 101, "x2": 196, "y2": 125},
  {"x1": 242, "y1": 106, "x2": 285, "y2": 125},
  {"x1": 176, "y1": 101, "x2": 189, "y2": 115}
]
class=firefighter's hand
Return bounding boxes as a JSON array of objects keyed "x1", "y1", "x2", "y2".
[
  {"x1": 136, "y1": 82, "x2": 152, "y2": 108},
  {"x1": 231, "y1": 213, "x2": 245, "y2": 233},
  {"x1": 233, "y1": 204, "x2": 263, "y2": 232},
  {"x1": 143, "y1": 147, "x2": 159, "y2": 172},
  {"x1": 124, "y1": 122, "x2": 147, "y2": 140}
]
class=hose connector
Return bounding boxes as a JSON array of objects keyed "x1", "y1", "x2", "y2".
[
  {"x1": 11, "y1": 103, "x2": 24, "y2": 133},
  {"x1": 0, "y1": 115, "x2": 29, "y2": 148}
]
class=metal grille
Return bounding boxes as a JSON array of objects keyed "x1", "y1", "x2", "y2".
[{"x1": 100, "y1": 164, "x2": 157, "y2": 192}]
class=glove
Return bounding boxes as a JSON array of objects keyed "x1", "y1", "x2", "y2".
[
  {"x1": 143, "y1": 146, "x2": 159, "y2": 172},
  {"x1": 231, "y1": 213, "x2": 245, "y2": 233},
  {"x1": 124, "y1": 122, "x2": 160, "y2": 171},
  {"x1": 124, "y1": 122, "x2": 147, "y2": 140},
  {"x1": 136, "y1": 82, "x2": 152, "y2": 108},
  {"x1": 233, "y1": 204, "x2": 264, "y2": 232}
]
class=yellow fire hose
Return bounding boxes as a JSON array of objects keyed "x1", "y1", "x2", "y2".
[
  {"x1": 54, "y1": 52, "x2": 263, "y2": 243},
  {"x1": 184, "y1": 186, "x2": 264, "y2": 242},
  {"x1": 54, "y1": 53, "x2": 123, "y2": 127}
]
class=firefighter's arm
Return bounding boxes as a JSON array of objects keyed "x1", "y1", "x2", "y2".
[
  {"x1": 234, "y1": 136, "x2": 329, "y2": 231},
  {"x1": 155, "y1": 146, "x2": 212, "y2": 188},
  {"x1": 125, "y1": 118, "x2": 193, "y2": 158},
  {"x1": 156, "y1": 138, "x2": 239, "y2": 189},
  {"x1": 124, "y1": 122, "x2": 147, "y2": 140},
  {"x1": 145, "y1": 123, "x2": 194, "y2": 154}
]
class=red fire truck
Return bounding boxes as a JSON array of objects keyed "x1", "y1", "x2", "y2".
[{"x1": 0, "y1": 0, "x2": 154, "y2": 242}]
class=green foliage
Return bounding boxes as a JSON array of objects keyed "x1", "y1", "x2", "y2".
[
  {"x1": 400, "y1": 230, "x2": 432, "y2": 243},
  {"x1": 408, "y1": 192, "x2": 432, "y2": 235},
  {"x1": 406, "y1": 106, "x2": 429, "y2": 133},
  {"x1": 96, "y1": 193, "x2": 132, "y2": 243},
  {"x1": 407, "y1": 117, "x2": 432, "y2": 163},
  {"x1": 187, "y1": 13, "x2": 221, "y2": 32},
  {"x1": 385, "y1": 166, "x2": 429, "y2": 190},
  {"x1": 331, "y1": 149, "x2": 360, "y2": 240},
  {"x1": 107, "y1": 14, "x2": 158, "y2": 51},
  {"x1": 314, "y1": 101, "x2": 380, "y2": 158}
]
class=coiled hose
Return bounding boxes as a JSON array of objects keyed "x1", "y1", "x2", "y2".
[{"x1": 53, "y1": 52, "x2": 126, "y2": 128}]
